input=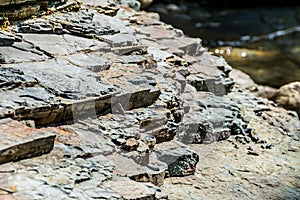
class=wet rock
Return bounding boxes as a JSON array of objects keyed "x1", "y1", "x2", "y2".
[
  {"x1": 0, "y1": 118, "x2": 56, "y2": 164},
  {"x1": 260, "y1": 8, "x2": 299, "y2": 31},
  {"x1": 271, "y1": 81, "x2": 300, "y2": 117}
]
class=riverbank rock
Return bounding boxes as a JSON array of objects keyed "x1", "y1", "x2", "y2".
[
  {"x1": 148, "y1": 1, "x2": 300, "y2": 88},
  {"x1": 271, "y1": 81, "x2": 300, "y2": 117},
  {"x1": 0, "y1": 0, "x2": 299, "y2": 199}
]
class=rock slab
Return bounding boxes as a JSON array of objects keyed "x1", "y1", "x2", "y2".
[{"x1": 0, "y1": 118, "x2": 56, "y2": 164}]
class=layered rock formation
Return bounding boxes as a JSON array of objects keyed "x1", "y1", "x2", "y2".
[
  {"x1": 0, "y1": 0, "x2": 299, "y2": 199},
  {"x1": 148, "y1": 1, "x2": 300, "y2": 88}
]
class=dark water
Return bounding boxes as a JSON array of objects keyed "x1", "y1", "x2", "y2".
[{"x1": 148, "y1": 2, "x2": 300, "y2": 88}]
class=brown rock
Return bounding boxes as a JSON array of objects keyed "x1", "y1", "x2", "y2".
[
  {"x1": 229, "y1": 68, "x2": 256, "y2": 90},
  {"x1": 107, "y1": 153, "x2": 167, "y2": 186},
  {"x1": 255, "y1": 85, "x2": 277, "y2": 99},
  {"x1": 121, "y1": 138, "x2": 139, "y2": 151},
  {"x1": 0, "y1": 118, "x2": 56, "y2": 165},
  {"x1": 101, "y1": 177, "x2": 166, "y2": 199},
  {"x1": 271, "y1": 81, "x2": 300, "y2": 117},
  {"x1": 0, "y1": 0, "x2": 35, "y2": 6}
]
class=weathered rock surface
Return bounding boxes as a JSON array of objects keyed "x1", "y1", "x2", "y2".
[
  {"x1": 0, "y1": 118, "x2": 56, "y2": 164},
  {"x1": 0, "y1": 0, "x2": 36, "y2": 6},
  {"x1": 154, "y1": 141, "x2": 199, "y2": 177},
  {"x1": 271, "y1": 81, "x2": 300, "y2": 117},
  {"x1": 0, "y1": 0, "x2": 299, "y2": 199},
  {"x1": 0, "y1": 31, "x2": 21, "y2": 46},
  {"x1": 148, "y1": 1, "x2": 300, "y2": 88}
]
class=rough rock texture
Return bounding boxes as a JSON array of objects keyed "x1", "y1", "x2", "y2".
[
  {"x1": 148, "y1": 1, "x2": 300, "y2": 88},
  {"x1": 0, "y1": 0, "x2": 299, "y2": 199},
  {"x1": 271, "y1": 81, "x2": 300, "y2": 117},
  {"x1": 0, "y1": 0, "x2": 36, "y2": 6},
  {"x1": 0, "y1": 118, "x2": 56, "y2": 164}
]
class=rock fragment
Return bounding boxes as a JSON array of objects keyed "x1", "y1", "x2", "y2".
[
  {"x1": 154, "y1": 141, "x2": 199, "y2": 177},
  {"x1": 0, "y1": 118, "x2": 56, "y2": 164}
]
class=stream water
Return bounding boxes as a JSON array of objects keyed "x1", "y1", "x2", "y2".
[{"x1": 148, "y1": 1, "x2": 300, "y2": 88}]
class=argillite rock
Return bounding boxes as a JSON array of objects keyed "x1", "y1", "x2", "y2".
[
  {"x1": 0, "y1": 0, "x2": 299, "y2": 199},
  {"x1": 0, "y1": 118, "x2": 56, "y2": 164}
]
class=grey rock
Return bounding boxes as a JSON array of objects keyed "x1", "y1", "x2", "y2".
[
  {"x1": 0, "y1": 44, "x2": 48, "y2": 64},
  {"x1": 4, "y1": 58, "x2": 116, "y2": 99},
  {"x1": 21, "y1": 33, "x2": 102, "y2": 56},
  {"x1": 120, "y1": 55, "x2": 146, "y2": 64},
  {"x1": 186, "y1": 52, "x2": 234, "y2": 96},
  {"x1": 154, "y1": 141, "x2": 199, "y2": 177},
  {"x1": 0, "y1": 67, "x2": 37, "y2": 89},
  {"x1": 63, "y1": 53, "x2": 111, "y2": 72},
  {"x1": 19, "y1": 20, "x2": 54, "y2": 33},
  {"x1": 0, "y1": 31, "x2": 22, "y2": 46},
  {"x1": 100, "y1": 33, "x2": 139, "y2": 48},
  {"x1": 107, "y1": 153, "x2": 167, "y2": 186},
  {"x1": 81, "y1": 0, "x2": 116, "y2": 8},
  {"x1": 178, "y1": 120, "x2": 214, "y2": 144},
  {"x1": 160, "y1": 37, "x2": 203, "y2": 56},
  {"x1": 147, "y1": 47, "x2": 173, "y2": 61},
  {"x1": 144, "y1": 135, "x2": 156, "y2": 150},
  {"x1": 120, "y1": 0, "x2": 141, "y2": 11}
]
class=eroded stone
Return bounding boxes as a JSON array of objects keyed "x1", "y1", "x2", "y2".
[
  {"x1": 154, "y1": 141, "x2": 199, "y2": 177},
  {"x1": 0, "y1": 118, "x2": 56, "y2": 164}
]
